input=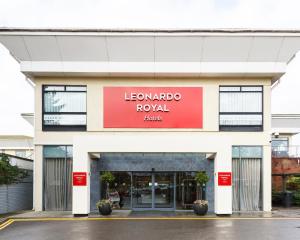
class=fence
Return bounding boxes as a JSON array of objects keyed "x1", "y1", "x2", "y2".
[{"x1": 0, "y1": 171, "x2": 33, "y2": 214}]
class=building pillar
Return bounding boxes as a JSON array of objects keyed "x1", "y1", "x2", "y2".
[
  {"x1": 214, "y1": 148, "x2": 232, "y2": 214},
  {"x1": 34, "y1": 145, "x2": 43, "y2": 211},
  {"x1": 263, "y1": 145, "x2": 272, "y2": 211},
  {"x1": 72, "y1": 146, "x2": 90, "y2": 216}
]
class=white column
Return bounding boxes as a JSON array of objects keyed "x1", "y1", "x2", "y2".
[
  {"x1": 72, "y1": 146, "x2": 90, "y2": 215},
  {"x1": 34, "y1": 145, "x2": 43, "y2": 211},
  {"x1": 214, "y1": 147, "x2": 232, "y2": 214},
  {"x1": 263, "y1": 145, "x2": 272, "y2": 211}
]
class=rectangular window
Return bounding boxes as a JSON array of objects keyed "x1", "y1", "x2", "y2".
[
  {"x1": 43, "y1": 146, "x2": 73, "y2": 211},
  {"x1": 43, "y1": 85, "x2": 87, "y2": 131},
  {"x1": 232, "y1": 146, "x2": 262, "y2": 211},
  {"x1": 219, "y1": 86, "x2": 263, "y2": 131},
  {"x1": 272, "y1": 137, "x2": 289, "y2": 157}
]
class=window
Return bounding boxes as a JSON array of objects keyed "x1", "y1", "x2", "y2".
[
  {"x1": 219, "y1": 86, "x2": 263, "y2": 131},
  {"x1": 15, "y1": 150, "x2": 26, "y2": 158},
  {"x1": 232, "y1": 146, "x2": 262, "y2": 211},
  {"x1": 43, "y1": 85, "x2": 86, "y2": 131},
  {"x1": 272, "y1": 137, "x2": 289, "y2": 157},
  {"x1": 43, "y1": 146, "x2": 73, "y2": 211}
]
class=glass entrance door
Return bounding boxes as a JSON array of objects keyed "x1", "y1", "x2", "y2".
[
  {"x1": 154, "y1": 173, "x2": 174, "y2": 208},
  {"x1": 132, "y1": 173, "x2": 152, "y2": 208},
  {"x1": 132, "y1": 172, "x2": 175, "y2": 209}
]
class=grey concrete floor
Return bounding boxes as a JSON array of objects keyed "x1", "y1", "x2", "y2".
[{"x1": 1, "y1": 218, "x2": 300, "y2": 240}]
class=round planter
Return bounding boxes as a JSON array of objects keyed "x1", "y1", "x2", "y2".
[
  {"x1": 98, "y1": 203, "x2": 112, "y2": 215},
  {"x1": 193, "y1": 203, "x2": 208, "y2": 216}
]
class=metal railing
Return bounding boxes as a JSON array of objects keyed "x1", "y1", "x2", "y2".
[{"x1": 272, "y1": 146, "x2": 300, "y2": 158}]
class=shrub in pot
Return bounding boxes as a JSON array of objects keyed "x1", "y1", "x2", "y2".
[
  {"x1": 193, "y1": 171, "x2": 209, "y2": 215},
  {"x1": 193, "y1": 200, "x2": 208, "y2": 216},
  {"x1": 96, "y1": 199, "x2": 112, "y2": 215}
]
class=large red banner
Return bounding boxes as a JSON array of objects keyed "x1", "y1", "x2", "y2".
[{"x1": 103, "y1": 87, "x2": 203, "y2": 128}]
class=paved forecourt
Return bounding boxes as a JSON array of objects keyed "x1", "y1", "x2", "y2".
[{"x1": 1, "y1": 217, "x2": 300, "y2": 240}]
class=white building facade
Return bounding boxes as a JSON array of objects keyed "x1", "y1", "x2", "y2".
[{"x1": 1, "y1": 29, "x2": 300, "y2": 215}]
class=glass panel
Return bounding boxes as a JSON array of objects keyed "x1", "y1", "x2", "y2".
[
  {"x1": 232, "y1": 158, "x2": 240, "y2": 211},
  {"x1": 15, "y1": 150, "x2": 26, "y2": 158},
  {"x1": 132, "y1": 173, "x2": 152, "y2": 208},
  {"x1": 232, "y1": 146, "x2": 262, "y2": 158},
  {"x1": 44, "y1": 86, "x2": 65, "y2": 91},
  {"x1": 154, "y1": 173, "x2": 174, "y2": 208},
  {"x1": 44, "y1": 146, "x2": 67, "y2": 158},
  {"x1": 232, "y1": 147, "x2": 240, "y2": 158},
  {"x1": 44, "y1": 114, "x2": 86, "y2": 126},
  {"x1": 239, "y1": 158, "x2": 261, "y2": 211},
  {"x1": 241, "y1": 86, "x2": 262, "y2": 92},
  {"x1": 220, "y1": 92, "x2": 262, "y2": 112},
  {"x1": 219, "y1": 86, "x2": 240, "y2": 92},
  {"x1": 109, "y1": 172, "x2": 132, "y2": 209},
  {"x1": 271, "y1": 138, "x2": 288, "y2": 148},
  {"x1": 66, "y1": 86, "x2": 87, "y2": 92},
  {"x1": 176, "y1": 172, "x2": 197, "y2": 210},
  {"x1": 220, "y1": 114, "x2": 262, "y2": 126},
  {"x1": 44, "y1": 92, "x2": 86, "y2": 113},
  {"x1": 239, "y1": 146, "x2": 262, "y2": 158}
]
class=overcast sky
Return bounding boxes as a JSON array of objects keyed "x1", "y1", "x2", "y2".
[{"x1": 0, "y1": 0, "x2": 300, "y2": 138}]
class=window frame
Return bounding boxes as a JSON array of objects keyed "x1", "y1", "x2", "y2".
[
  {"x1": 219, "y1": 85, "x2": 264, "y2": 132},
  {"x1": 42, "y1": 85, "x2": 87, "y2": 131}
]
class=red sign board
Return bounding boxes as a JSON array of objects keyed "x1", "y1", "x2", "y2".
[
  {"x1": 103, "y1": 87, "x2": 203, "y2": 128},
  {"x1": 73, "y1": 172, "x2": 87, "y2": 186},
  {"x1": 218, "y1": 172, "x2": 232, "y2": 186}
]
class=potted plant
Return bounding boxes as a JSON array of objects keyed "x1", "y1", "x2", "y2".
[
  {"x1": 96, "y1": 199, "x2": 112, "y2": 215},
  {"x1": 193, "y1": 171, "x2": 209, "y2": 215},
  {"x1": 100, "y1": 171, "x2": 115, "y2": 198},
  {"x1": 97, "y1": 172, "x2": 115, "y2": 215}
]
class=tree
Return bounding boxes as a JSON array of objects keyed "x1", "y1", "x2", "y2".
[
  {"x1": 100, "y1": 171, "x2": 115, "y2": 198},
  {"x1": 0, "y1": 154, "x2": 29, "y2": 185},
  {"x1": 194, "y1": 171, "x2": 209, "y2": 200}
]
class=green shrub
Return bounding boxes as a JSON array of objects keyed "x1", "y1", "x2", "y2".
[
  {"x1": 0, "y1": 154, "x2": 28, "y2": 185},
  {"x1": 194, "y1": 171, "x2": 209, "y2": 185}
]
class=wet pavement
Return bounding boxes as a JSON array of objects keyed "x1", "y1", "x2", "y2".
[{"x1": 1, "y1": 218, "x2": 300, "y2": 240}]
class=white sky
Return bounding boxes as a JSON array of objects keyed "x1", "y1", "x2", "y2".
[{"x1": 0, "y1": 0, "x2": 300, "y2": 139}]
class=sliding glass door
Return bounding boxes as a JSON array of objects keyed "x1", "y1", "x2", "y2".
[{"x1": 132, "y1": 172, "x2": 175, "y2": 209}]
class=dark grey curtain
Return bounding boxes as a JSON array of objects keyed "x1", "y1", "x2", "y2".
[
  {"x1": 44, "y1": 146, "x2": 72, "y2": 211},
  {"x1": 232, "y1": 157, "x2": 261, "y2": 211}
]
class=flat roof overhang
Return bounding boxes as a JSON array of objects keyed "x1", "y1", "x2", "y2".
[{"x1": 1, "y1": 28, "x2": 300, "y2": 82}]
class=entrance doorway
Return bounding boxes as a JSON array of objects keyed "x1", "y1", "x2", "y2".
[{"x1": 132, "y1": 172, "x2": 175, "y2": 209}]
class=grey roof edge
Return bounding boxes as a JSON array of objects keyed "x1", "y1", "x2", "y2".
[
  {"x1": 272, "y1": 114, "x2": 300, "y2": 119},
  {"x1": 1, "y1": 27, "x2": 300, "y2": 34}
]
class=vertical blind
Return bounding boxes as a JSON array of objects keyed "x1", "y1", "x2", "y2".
[
  {"x1": 44, "y1": 92, "x2": 86, "y2": 113},
  {"x1": 44, "y1": 146, "x2": 73, "y2": 211},
  {"x1": 43, "y1": 86, "x2": 87, "y2": 127},
  {"x1": 219, "y1": 86, "x2": 263, "y2": 129},
  {"x1": 232, "y1": 146, "x2": 262, "y2": 211}
]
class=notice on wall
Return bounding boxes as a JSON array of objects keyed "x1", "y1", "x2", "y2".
[
  {"x1": 103, "y1": 87, "x2": 203, "y2": 128},
  {"x1": 73, "y1": 172, "x2": 87, "y2": 186},
  {"x1": 218, "y1": 172, "x2": 232, "y2": 186}
]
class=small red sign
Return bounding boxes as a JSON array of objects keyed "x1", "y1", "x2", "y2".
[
  {"x1": 218, "y1": 172, "x2": 232, "y2": 186},
  {"x1": 73, "y1": 172, "x2": 87, "y2": 186},
  {"x1": 103, "y1": 87, "x2": 203, "y2": 128}
]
